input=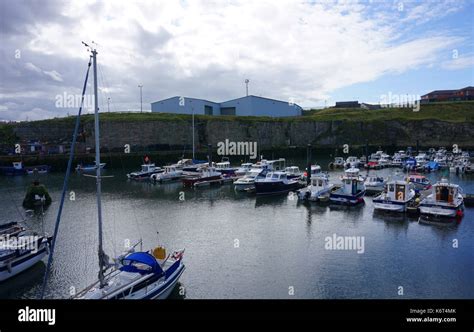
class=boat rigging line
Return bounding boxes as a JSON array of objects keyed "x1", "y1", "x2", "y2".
[{"x1": 39, "y1": 52, "x2": 92, "y2": 299}]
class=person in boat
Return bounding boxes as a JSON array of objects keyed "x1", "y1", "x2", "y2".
[{"x1": 22, "y1": 180, "x2": 52, "y2": 210}]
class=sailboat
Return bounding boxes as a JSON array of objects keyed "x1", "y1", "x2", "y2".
[{"x1": 42, "y1": 44, "x2": 185, "y2": 299}]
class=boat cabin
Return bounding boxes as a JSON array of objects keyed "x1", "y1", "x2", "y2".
[
  {"x1": 407, "y1": 174, "x2": 430, "y2": 186},
  {"x1": 386, "y1": 181, "x2": 414, "y2": 201},
  {"x1": 216, "y1": 161, "x2": 231, "y2": 169},
  {"x1": 163, "y1": 166, "x2": 178, "y2": 173},
  {"x1": 265, "y1": 172, "x2": 288, "y2": 181},
  {"x1": 13, "y1": 162, "x2": 23, "y2": 170},
  {"x1": 433, "y1": 180, "x2": 460, "y2": 204},
  {"x1": 334, "y1": 157, "x2": 344, "y2": 165},
  {"x1": 311, "y1": 175, "x2": 329, "y2": 189},
  {"x1": 341, "y1": 168, "x2": 364, "y2": 195},
  {"x1": 141, "y1": 164, "x2": 156, "y2": 172},
  {"x1": 284, "y1": 166, "x2": 301, "y2": 176}
]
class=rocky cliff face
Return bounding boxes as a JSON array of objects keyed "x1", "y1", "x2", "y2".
[{"x1": 10, "y1": 118, "x2": 474, "y2": 150}]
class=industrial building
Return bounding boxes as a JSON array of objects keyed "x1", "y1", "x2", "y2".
[{"x1": 151, "y1": 95, "x2": 303, "y2": 117}]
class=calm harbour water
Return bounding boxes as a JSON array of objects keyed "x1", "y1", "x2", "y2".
[{"x1": 0, "y1": 156, "x2": 473, "y2": 299}]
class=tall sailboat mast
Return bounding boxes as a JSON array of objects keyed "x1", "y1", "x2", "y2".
[{"x1": 91, "y1": 48, "x2": 106, "y2": 288}]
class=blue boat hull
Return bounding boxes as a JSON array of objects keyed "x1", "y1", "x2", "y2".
[{"x1": 330, "y1": 190, "x2": 365, "y2": 205}]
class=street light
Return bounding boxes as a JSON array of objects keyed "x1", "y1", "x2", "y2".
[
  {"x1": 107, "y1": 97, "x2": 110, "y2": 113},
  {"x1": 138, "y1": 84, "x2": 143, "y2": 113},
  {"x1": 245, "y1": 79, "x2": 249, "y2": 97}
]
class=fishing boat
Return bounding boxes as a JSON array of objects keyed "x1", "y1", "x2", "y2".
[
  {"x1": 254, "y1": 171, "x2": 301, "y2": 196},
  {"x1": 0, "y1": 230, "x2": 52, "y2": 282},
  {"x1": 41, "y1": 45, "x2": 185, "y2": 300},
  {"x1": 406, "y1": 174, "x2": 431, "y2": 191},
  {"x1": 364, "y1": 175, "x2": 387, "y2": 195},
  {"x1": 373, "y1": 180, "x2": 416, "y2": 212},
  {"x1": 0, "y1": 162, "x2": 27, "y2": 176},
  {"x1": 297, "y1": 173, "x2": 335, "y2": 202},
  {"x1": 182, "y1": 165, "x2": 222, "y2": 187},
  {"x1": 127, "y1": 163, "x2": 162, "y2": 180},
  {"x1": 150, "y1": 166, "x2": 183, "y2": 183},
  {"x1": 418, "y1": 178, "x2": 464, "y2": 219},
  {"x1": 234, "y1": 166, "x2": 268, "y2": 192},
  {"x1": 76, "y1": 162, "x2": 106, "y2": 172},
  {"x1": 329, "y1": 168, "x2": 365, "y2": 205}
]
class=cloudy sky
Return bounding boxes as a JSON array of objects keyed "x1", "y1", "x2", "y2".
[{"x1": 0, "y1": 0, "x2": 473, "y2": 121}]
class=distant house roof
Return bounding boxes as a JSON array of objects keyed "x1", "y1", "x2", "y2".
[{"x1": 421, "y1": 86, "x2": 474, "y2": 98}]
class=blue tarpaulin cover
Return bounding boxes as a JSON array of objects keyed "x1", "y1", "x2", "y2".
[{"x1": 120, "y1": 252, "x2": 163, "y2": 275}]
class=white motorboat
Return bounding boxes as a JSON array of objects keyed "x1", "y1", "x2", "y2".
[
  {"x1": 297, "y1": 173, "x2": 334, "y2": 202},
  {"x1": 406, "y1": 174, "x2": 431, "y2": 191},
  {"x1": 345, "y1": 156, "x2": 361, "y2": 168},
  {"x1": 373, "y1": 180, "x2": 416, "y2": 212},
  {"x1": 127, "y1": 163, "x2": 163, "y2": 180},
  {"x1": 0, "y1": 231, "x2": 51, "y2": 282},
  {"x1": 215, "y1": 159, "x2": 238, "y2": 176},
  {"x1": 150, "y1": 166, "x2": 183, "y2": 182},
  {"x1": 302, "y1": 165, "x2": 322, "y2": 182},
  {"x1": 419, "y1": 178, "x2": 464, "y2": 219},
  {"x1": 255, "y1": 171, "x2": 301, "y2": 195},
  {"x1": 329, "y1": 157, "x2": 345, "y2": 169},
  {"x1": 234, "y1": 167, "x2": 268, "y2": 192},
  {"x1": 284, "y1": 166, "x2": 303, "y2": 180},
  {"x1": 76, "y1": 162, "x2": 106, "y2": 172},
  {"x1": 329, "y1": 168, "x2": 366, "y2": 205},
  {"x1": 234, "y1": 163, "x2": 254, "y2": 176},
  {"x1": 364, "y1": 175, "x2": 387, "y2": 194}
]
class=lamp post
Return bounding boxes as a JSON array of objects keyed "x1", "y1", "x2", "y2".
[
  {"x1": 107, "y1": 97, "x2": 110, "y2": 113},
  {"x1": 192, "y1": 106, "x2": 195, "y2": 160},
  {"x1": 138, "y1": 84, "x2": 143, "y2": 113},
  {"x1": 245, "y1": 79, "x2": 249, "y2": 97}
]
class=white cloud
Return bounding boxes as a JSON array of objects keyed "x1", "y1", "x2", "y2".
[
  {"x1": 43, "y1": 70, "x2": 63, "y2": 82},
  {"x1": 441, "y1": 55, "x2": 474, "y2": 70},
  {"x1": 1, "y1": 0, "x2": 470, "y2": 119}
]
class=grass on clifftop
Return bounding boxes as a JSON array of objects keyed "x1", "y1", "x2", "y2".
[
  {"x1": 303, "y1": 101, "x2": 474, "y2": 122},
  {"x1": 14, "y1": 100, "x2": 474, "y2": 125}
]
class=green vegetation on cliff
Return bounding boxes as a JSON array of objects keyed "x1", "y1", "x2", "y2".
[
  {"x1": 12, "y1": 100, "x2": 474, "y2": 125},
  {"x1": 303, "y1": 101, "x2": 474, "y2": 122}
]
